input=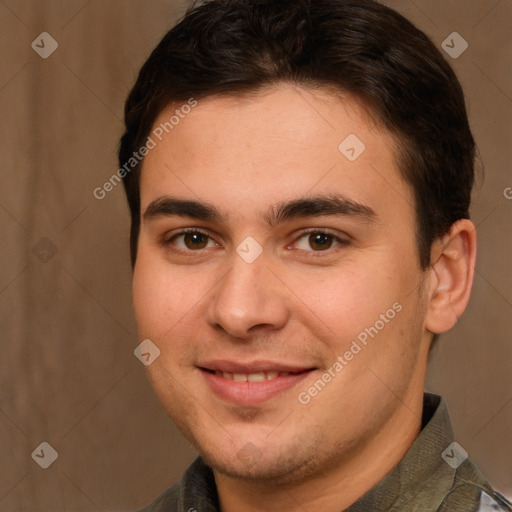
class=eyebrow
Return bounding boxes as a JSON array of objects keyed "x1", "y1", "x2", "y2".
[{"x1": 142, "y1": 194, "x2": 377, "y2": 226}]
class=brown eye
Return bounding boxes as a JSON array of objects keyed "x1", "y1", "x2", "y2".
[
  {"x1": 293, "y1": 230, "x2": 347, "y2": 253},
  {"x1": 308, "y1": 232, "x2": 334, "y2": 251},
  {"x1": 166, "y1": 230, "x2": 217, "y2": 251},
  {"x1": 183, "y1": 232, "x2": 209, "y2": 249}
]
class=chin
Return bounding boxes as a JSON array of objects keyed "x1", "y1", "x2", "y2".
[{"x1": 195, "y1": 436, "x2": 325, "y2": 487}]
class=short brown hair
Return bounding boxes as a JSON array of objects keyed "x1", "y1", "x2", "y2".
[{"x1": 119, "y1": 0, "x2": 475, "y2": 273}]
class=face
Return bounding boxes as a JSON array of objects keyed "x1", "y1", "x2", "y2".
[{"x1": 132, "y1": 85, "x2": 432, "y2": 484}]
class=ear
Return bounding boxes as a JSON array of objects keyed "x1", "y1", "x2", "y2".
[{"x1": 424, "y1": 219, "x2": 477, "y2": 335}]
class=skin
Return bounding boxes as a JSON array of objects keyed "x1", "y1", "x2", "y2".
[{"x1": 132, "y1": 84, "x2": 476, "y2": 512}]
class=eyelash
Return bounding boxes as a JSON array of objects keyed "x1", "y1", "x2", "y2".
[{"x1": 161, "y1": 227, "x2": 350, "y2": 256}]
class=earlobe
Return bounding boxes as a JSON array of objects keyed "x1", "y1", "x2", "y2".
[{"x1": 424, "y1": 219, "x2": 477, "y2": 335}]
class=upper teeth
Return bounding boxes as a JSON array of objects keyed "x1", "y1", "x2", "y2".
[{"x1": 215, "y1": 371, "x2": 290, "y2": 382}]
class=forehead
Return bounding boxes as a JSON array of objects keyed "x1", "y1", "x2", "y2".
[{"x1": 139, "y1": 85, "x2": 413, "y2": 226}]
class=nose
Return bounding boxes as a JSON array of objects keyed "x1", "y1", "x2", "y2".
[{"x1": 206, "y1": 250, "x2": 290, "y2": 339}]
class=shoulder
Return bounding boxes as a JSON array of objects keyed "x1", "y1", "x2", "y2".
[{"x1": 434, "y1": 433, "x2": 511, "y2": 511}]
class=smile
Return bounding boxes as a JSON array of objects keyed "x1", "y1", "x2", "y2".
[
  {"x1": 212, "y1": 370, "x2": 294, "y2": 381},
  {"x1": 198, "y1": 363, "x2": 315, "y2": 406}
]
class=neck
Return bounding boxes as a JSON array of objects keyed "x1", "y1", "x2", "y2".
[{"x1": 214, "y1": 389, "x2": 423, "y2": 512}]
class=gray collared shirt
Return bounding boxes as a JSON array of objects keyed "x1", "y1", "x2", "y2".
[{"x1": 139, "y1": 393, "x2": 511, "y2": 511}]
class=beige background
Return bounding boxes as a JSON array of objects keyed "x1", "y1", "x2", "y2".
[{"x1": 0, "y1": 1, "x2": 510, "y2": 510}]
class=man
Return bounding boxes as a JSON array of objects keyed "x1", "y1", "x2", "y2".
[{"x1": 119, "y1": 0, "x2": 511, "y2": 510}]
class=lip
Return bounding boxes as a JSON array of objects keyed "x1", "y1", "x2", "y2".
[{"x1": 198, "y1": 360, "x2": 315, "y2": 406}]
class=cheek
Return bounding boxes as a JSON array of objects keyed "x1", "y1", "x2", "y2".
[
  {"x1": 132, "y1": 256, "x2": 179, "y2": 336},
  {"x1": 132, "y1": 258, "x2": 203, "y2": 383},
  {"x1": 132, "y1": 258, "x2": 163, "y2": 335},
  {"x1": 132, "y1": 254, "x2": 212, "y2": 338},
  {"x1": 302, "y1": 257, "x2": 403, "y2": 340}
]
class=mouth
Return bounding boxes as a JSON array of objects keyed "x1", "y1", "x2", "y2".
[
  {"x1": 204, "y1": 369, "x2": 303, "y2": 382},
  {"x1": 198, "y1": 362, "x2": 315, "y2": 406}
]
